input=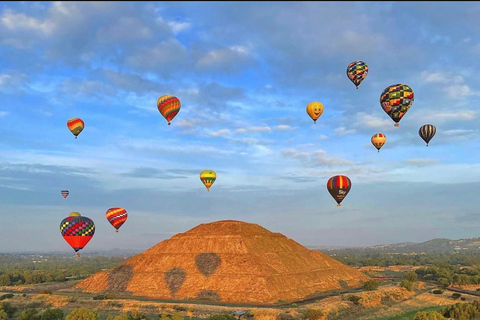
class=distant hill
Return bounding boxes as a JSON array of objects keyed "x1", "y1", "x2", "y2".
[{"x1": 308, "y1": 237, "x2": 480, "y2": 255}]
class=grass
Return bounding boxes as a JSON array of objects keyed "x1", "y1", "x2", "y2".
[{"x1": 376, "y1": 305, "x2": 444, "y2": 320}]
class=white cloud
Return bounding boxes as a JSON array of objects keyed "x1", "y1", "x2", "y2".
[
  {"x1": 1, "y1": 11, "x2": 54, "y2": 34},
  {"x1": 168, "y1": 21, "x2": 191, "y2": 34},
  {"x1": 420, "y1": 71, "x2": 479, "y2": 98},
  {"x1": 281, "y1": 149, "x2": 354, "y2": 167},
  {"x1": 356, "y1": 112, "x2": 393, "y2": 129},
  {"x1": 208, "y1": 129, "x2": 231, "y2": 137},
  {"x1": 0, "y1": 111, "x2": 8, "y2": 117},
  {"x1": 404, "y1": 158, "x2": 440, "y2": 167},
  {"x1": 236, "y1": 126, "x2": 271, "y2": 133},
  {"x1": 275, "y1": 124, "x2": 294, "y2": 131},
  {"x1": 429, "y1": 110, "x2": 476, "y2": 122},
  {"x1": 443, "y1": 129, "x2": 476, "y2": 135},
  {"x1": 334, "y1": 126, "x2": 357, "y2": 136}
]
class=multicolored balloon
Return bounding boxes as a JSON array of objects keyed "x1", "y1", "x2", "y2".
[
  {"x1": 61, "y1": 190, "x2": 69, "y2": 199},
  {"x1": 67, "y1": 117, "x2": 85, "y2": 139},
  {"x1": 380, "y1": 84, "x2": 414, "y2": 127},
  {"x1": 200, "y1": 170, "x2": 216, "y2": 192},
  {"x1": 306, "y1": 102, "x2": 324, "y2": 124},
  {"x1": 106, "y1": 208, "x2": 128, "y2": 233},
  {"x1": 419, "y1": 124, "x2": 436, "y2": 147},
  {"x1": 157, "y1": 95, "x2": 181, "y2": 125},
  {"x1": 346, "y1": 61, "x2": 368, "y2": 89},
  {"x1": 371, "y1": 133, "x2": 386, "y2": 153},
  {"x1": 60, "y1": 215, "x2": 95, "y2": 257},
  {"x1": 327, "y1": 175, "x2": 351, "y2": 207}
]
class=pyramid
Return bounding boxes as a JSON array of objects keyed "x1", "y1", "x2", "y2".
[{"x1": 76, "y1": 220, "x2": 370, "y2": 304}]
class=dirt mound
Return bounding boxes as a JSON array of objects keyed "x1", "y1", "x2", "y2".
[{"x1": 77, "y1": 220, "x2": 370, "y2": 304}]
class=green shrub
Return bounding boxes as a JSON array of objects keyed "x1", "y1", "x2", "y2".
[
  {"x1": 432, "y1": 289, "x2": 444, "y2": 294},
  {"x1": 304, "y1": 309, "x2": 323, "y2": 320},
  {"x1": 363, "y1": 279, "x2": 379, "y2": 291},
  {"x1": 451, "y1": 293, "x2": 462, "y2": 299},
  {"x1": 0, "y1": 294, "x2": 13, "y2": 301}
]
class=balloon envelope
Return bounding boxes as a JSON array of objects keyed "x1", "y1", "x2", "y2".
[
  {"x1": 60, "y1": 215, "x2": 95, "y2": 256},
  {"x1": 61, "y1": 190, "x2": 69, "y2": 198},
  {"x1": 200, "y1": 170, "x2": 216, "y2": 191},
  {"x1": 371, "y1": 133, "x2": 386, "y2": 152},
  {"x1": 67, "y1": 118, "x2": 84, "y2": 138},
  {"x1": 379, "y1": 84, "x2": 414, "y2": 126},
  {"x1": 106, "y1": 207, "x2": 128, "y2": 232},
  {"x1": 419, "y1": 124, "x2": 436, "y2": 146},
  {"x1": 306, "y1": 102, "x2": 324, "y2": 124},
  {"x1": 346, "y1": 61, "x2": 368, "y2": 89},
  {"x1": 157, "y1": 95, "x2": 181, "y2": 125},
  {"x1": 327, "y1": 175, "x2": 351, "y2": 206},
  {"x1": 69, "y1": 211, "x2": 81, "y2": 217}
]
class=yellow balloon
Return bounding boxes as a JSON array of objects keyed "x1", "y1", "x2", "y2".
[
  {"x1": 306, "y1": 102, "x2": 324, "y2": 124},
  {"x1": 200, "y1": 170, "x2": 216, "y2": 192},
  {"x1": 69, "y1": 212, "x2": 81, "y2": 217},
  {"x1": 371, "y1": 133, "x2": 386, "y2": 152}
]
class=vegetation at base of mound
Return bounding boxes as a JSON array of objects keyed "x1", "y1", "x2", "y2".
[
  {"x1": 330, "y1": 251, "x2": 480, "y2": 288},
  {"x1": 0, "y1": 255, "x2": 126, "y2": 286}
]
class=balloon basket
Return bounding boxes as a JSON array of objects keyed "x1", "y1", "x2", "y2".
[
  {"x1": 75, "y1": 253, "x2": 80, "y2": 258},
  {"x1": 356, "y1": 86, "x2": 358, "y2": 90},
  {"x1": 75, "y1": 136, "x2": 78, "y2": 139},
  {"x1": 168, "y1": 122, "x2": 171, "y2": 125},
  {"x1": 394, "y1": 123, "x2": 399, "y2": 127},
  {"x1": 116, "y1": 229, "x2": 119, "y2": 233},
  {"x1": 337, "y1": 204, "x2": 341, "y2": 207},
  {"x1": 313, "y1": 120, "x2": 316, "y2": 124}
]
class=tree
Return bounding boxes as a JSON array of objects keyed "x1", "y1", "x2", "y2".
[
  {"x1": 0, "y1": 310, "x2": 6, "y2": 320},
  {"x1": 438, "y1": 277, "x2": 450, "y2": 288},
  {"x1": 414, "y1": 311, "x2": 447, "y2": 320},
  {"x1": 18, "y1": 308, "x2": 40, "y2": 320},
  {"x1": 127, "y1": 311, "x2": 147, "y2": 320},
  {"x1": 0, "y1": 274, "x2": 11, "y2": 286},
  {"x1": 66, "y1": 308, "x2": 98, "y2": 320},
  {"x1": 1, "y1": 302, "x2": 17, "y2": 318},
  {"x1": 363, "y1": 279, "x2": 379, "y2": 291},
  {"x1": 400, "y1": 280, "x2": 414, "y2": 291},
  {"x1": 404, "y1": 271, "x2": 418, "y2": 282},
  {"x1": 41, "y1": 309, "x2": 64, "y2": 320}
]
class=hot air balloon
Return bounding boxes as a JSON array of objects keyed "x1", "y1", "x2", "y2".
[
  {"x1": 346, "y1": 61, "x2": 368, "y2": 89},
  {"x1": 67, "y1": 117, "x2": 85, "y2": 139},
  {"x1": 69, "y1": 212, "x2": 81, "y2": 217},
  {"x1": 371, "y1": 133, "x2": 386, "y2": 152},
  {"x1": 157, "y1": 95, "x2": 181, "y2": 125},
  {"x1": 60, "y1": 215, "x2": 95, "y2": 257},
  {"x1": 306, "y1": 102, "x2": 324, "y2": 124},
  {"x1": 327, "y1": 175, "x2": 351, "y2": 207},
  {"x1": 380, "y1": 84, "x2": 414, "y2": 127},
  {"x1": 200, "y1": 170, "x2": 216, "y2": 192},
  {"x1": 419, "y1": 124, "x2": 436, "y2": 147},
  {"x1": 61, "y1": 190, "x2": 69, "y2": 199},
  {"x1": 106, "y1": 207, "x2": 128, "y2": 233}
]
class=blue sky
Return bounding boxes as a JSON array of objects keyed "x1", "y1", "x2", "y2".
[{"x1": 1, "y1": 1, "x2": 480, "y2": 253}]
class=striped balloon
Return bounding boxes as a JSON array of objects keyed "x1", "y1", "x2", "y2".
[
  {"x1": 419, "y1": 124, "x2": 436, "y2": 147},
  {"x1": 327, "y1": 175, "x2": 351, "y2": 207},
  {"x1": 61, "y1": 190, "x2": 69, "y2": 198},
  {"x1": 200, "y1": 170, "x2": 216, "y2": 192},
  {"x1": 60, "y1": 215, "x2": 95, "y2": 257},
  {"x1": 157, "y1": 95, "x2": 181, "y2": 125},
  {"x1": 106, "y1": 207, "x2": 128, "y2": 232},
  {"x1": 371, "y1": 133, "x2": 386, "y2": 152},
  {"x1": 67, "y1": 117, "x2": 85, "y2": 139}
]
